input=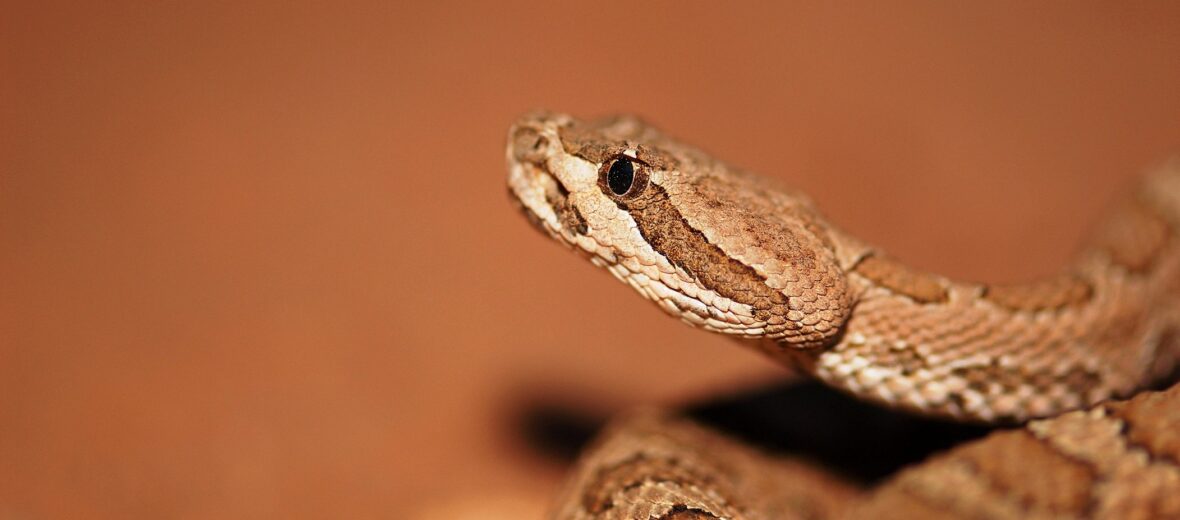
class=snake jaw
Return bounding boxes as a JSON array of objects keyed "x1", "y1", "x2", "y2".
[{"x1": 506, "y1": 161, "x2": 559, "y2": 235}]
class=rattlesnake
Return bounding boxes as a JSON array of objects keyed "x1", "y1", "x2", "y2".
[{"x1": 506, "y1": 112, "x2": 1180, "y2": 519}]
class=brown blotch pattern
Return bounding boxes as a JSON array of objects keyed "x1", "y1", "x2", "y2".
[
  {"x1": 560, "y1": 119, "x2": 680, "y2": 169},
  {"x1": 951, "y1": 364, "x2": 1025, "y2": 396},
  {"x1": 958, "y1": 430, "x2": 1097, "y2": 515},
  {"x1": 620, "y1": 183, "x2": 793, "y2": 330},
  {"x1": 559, "y1": 123, "x2": 619, "y2": 165},
  {"x1": 853, "y1": 387, "x2": 1180, "y2": 519},
  {"x1": 952, "y1": 364, "x2": 1102, "y2": 399},
  {"x1": 859, "y1": 337, "x2": 931, "y2": 377},
  {"x1": 579, "y1": 454, "x2": 731, "y2": 515},
  {"x1": 1107, "y1": 386, "x2": 1180, "y2": 467},
  {"x1": 559, "y1": 200, "x2": 588, "y2": 235},
  {"x1": 853, "y1": 254, "x2": 949, "y2": 304},
  {"x1": 1091, "y1": 199, "x2": 1172, "y2": 273},
  {"x1": 657, "y1": 506, "x2": 723, "y2": 520},
  {"x1": 982, "y1": 274, "x2": 1095, "y2": 312},
  {"x1": 850, "y1": 486, "x2": 962, "y2": 519},
  {"x1": 1058, "y1": 367, "x2": 1104, "y2": 399}
]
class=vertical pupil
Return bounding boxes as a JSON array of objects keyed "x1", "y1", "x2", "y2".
[{"x1": 607, "y1": 158, "x2": 634, "y2": 195}]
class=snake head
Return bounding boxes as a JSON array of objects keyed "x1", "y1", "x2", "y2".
[{"x1": 506, "y1": 111, "x2": 852, "y2": 348}]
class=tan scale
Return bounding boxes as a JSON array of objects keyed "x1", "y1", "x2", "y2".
[
  {"x1": 550, "y1": 386, "x2": 1180, "y2": 520},
  {"x1": 508, "y1": 112, "x2": 1180, "y2": 422},
  {"x1": 506, "y1": 112, "x2": 1180, "y2": 518}
]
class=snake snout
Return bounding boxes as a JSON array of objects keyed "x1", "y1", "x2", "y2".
[
  {"x1": 510, "y1": 125, "x2": 550, "y2": 166},
  {"x1": 506, "y1": 121, "x2": 568, "y2": 241}
]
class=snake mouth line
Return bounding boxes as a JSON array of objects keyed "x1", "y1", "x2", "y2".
[{"x1": 507, "y1": 161, "x2": 564, "y2": 237}]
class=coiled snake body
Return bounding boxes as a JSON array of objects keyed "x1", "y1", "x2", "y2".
[{"x1": 507, "y1": 112, "x2": 1180, "y2": 519}]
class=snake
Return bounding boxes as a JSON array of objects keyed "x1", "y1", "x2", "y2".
[{"x1": 506, "y1": 112, "x2": 1180, "y2": 519}]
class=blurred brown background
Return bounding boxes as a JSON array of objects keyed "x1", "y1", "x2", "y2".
[{"x1": 3, "y1": 2, "x2": 1179, "y2": 518}]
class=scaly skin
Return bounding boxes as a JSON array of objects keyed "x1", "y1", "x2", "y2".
[
  {"x1": 506, "y1": 112, "x2": 1180, "y2": 518},
  {"x1": 550, "y1": 409, "x2": 861, "y2": 520},
  {"x1": 550, "y1": 386, "x2": 1180, "y2": 520},
  {"x1": 507, "y1": 111, "x2": 1180, "y2": 423}
]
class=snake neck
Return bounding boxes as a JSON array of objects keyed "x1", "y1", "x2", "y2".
[{"x1": 786, "y1": 160, "x2": 1180, "y2": 422}]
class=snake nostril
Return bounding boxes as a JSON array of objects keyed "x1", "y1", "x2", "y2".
[{"x1": 512, "y1": 126, "x2": 550, "y2": 165}]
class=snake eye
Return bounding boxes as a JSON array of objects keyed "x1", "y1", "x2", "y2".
[
  {"x1": 600, "y1": 154, "x2": 648, "y2": 199},
  {"x1": 607, "y1": 157, "x2": 634, "y2": 194}
]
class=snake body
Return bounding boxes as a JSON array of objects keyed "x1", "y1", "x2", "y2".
[{"x1": 506, "y1": 112, "x2": 1180, "y2": 518}]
